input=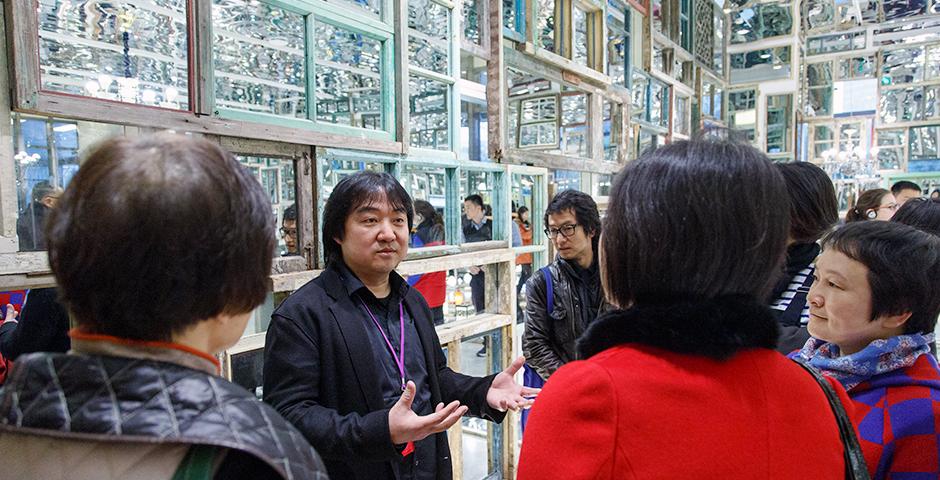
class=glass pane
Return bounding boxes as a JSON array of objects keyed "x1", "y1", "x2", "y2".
[
  {"x1": 838, "y1": 56, "x2": 874, "y2": 79},
  {"x1": 675, "y1": 96, "x2": 689, "y2": 136},
  {"x1": 882, "y1": 47, "x2": 925, "y2": 86},
  {"x1": 807, "y1": 32, "x2": 865, "y2": 56},
  {"x1": 237, "y1": 156, "x2": 298, "y2": 256},
  {"x1": 730, "y1": 46, "x2": 791, "y2": 83},
  {"x1": 910, "y1": 126, "x2": 940, "y2": 161},
  {"x1": 766, "y1": 94, "x2": 791, "y2": 154},
  {"x1": 651, "y1": 82, "x2": 670, "y2": 129},
  {"x1": 214, "y1": 0, "x2": 306, "y2": 118},
  {"x1": 561, "y1": 93, "x2": 588, "y2": 157},
  {"x1": 318, "y1": 156, "x2": 387, "y2": 205},
  {"x1": 883, "y1": 0, "x2": 926, "y2": 21},
  {"x1": 402, "y1": 165, "x2": 449, "y2": 248},
  {"x1": 504, "y1": 0, "x2": 518, "y2": 31},
  {"x1": 631, "y1": 71, "x2": 649, "y2": 122},
  {"x1": 808, "y1": 62, "x2": 833, "y2": 87},
  {"x1": 409, "y1": 0, "x2": 450, "y2": 74},
  {"x1": 460, "y1": 100, "x2": 488, "y2": 161},
  {"x1": 877, "y1": 148, "x2": 903, "y2": 170},
  {"x1": 410, "y1": 76, "x2": 450, "y2": 150},
  {"x1": 538, "y1": 0, "x2": 556, "y2": 52},
  {"x1": 603, "y1": 101, "x2": 622, "y2": 162},
  {"x1": 607, "y1": 6, "x2": 626, "y2": 85},
  {"x1": 13, "y1": 115, "x2": 124, "y2": 252},
  {"x1": 38, "y1": 0, "x2": 189, "y2": 109},
  {"x1": 805, "y1": 0, "x2": 833, "y2": 29},
  {"x1": 553, "y1": 169, "x2": 582, "y2": 192},
  {"x1": 713, "y1": 9, "x2": 724, "y2": 73},
  {"x1": 880, "y1": 87, "x2": 923, "y2": 123},
  {"x1": 459, "y1": 170, "x2": 499, "y2": 242},
  {"x1": 458, "y1": 329, "x2": 503, "y2": 478},
  {"x1": 314, "y1": 22, "x2": 384, "y2": 130},
  {"x1": 463, "y1": 0, "x2": 482, "y2": 44},
  {"x1": 835, "y1": 0, "x2": 877, "y2": 25},
  {"x1": 573, "y1": 7, "x2": 589, "y2": 66},
  {"x1": 730, "y1": 3, "x2": 793, "y2": 44}
]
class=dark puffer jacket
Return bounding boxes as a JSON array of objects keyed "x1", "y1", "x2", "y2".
[
  {"x1": 522, "y1": 257, "x2": 611, "y2": 379},
  {"x1": 0, "y1": 352, "x2": 329, "y2": 480}
]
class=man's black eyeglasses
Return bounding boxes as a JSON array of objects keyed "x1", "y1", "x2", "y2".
[{"x1": 544, "y1": 224, "x2": 579, "y2": 239}]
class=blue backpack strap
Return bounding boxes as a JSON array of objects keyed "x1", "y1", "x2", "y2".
[{"x1": 540, "y1": 266, "x2": 553, "y2": 316}]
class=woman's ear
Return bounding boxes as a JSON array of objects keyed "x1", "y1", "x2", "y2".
[{"x1": 878, "y1": 311, "x2": 913, "y2": 330}]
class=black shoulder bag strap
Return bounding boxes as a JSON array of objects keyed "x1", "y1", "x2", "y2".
[{"x1": 791, "y1": 359, "x2": 871, "y2": 480}]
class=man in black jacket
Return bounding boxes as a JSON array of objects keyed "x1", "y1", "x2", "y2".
[
  {"x1": 522, "y1": 190, "x2": 610, "y2": 380},
  {"x1": 263, "y1": 171, "x2": 536, "y2": 480}
]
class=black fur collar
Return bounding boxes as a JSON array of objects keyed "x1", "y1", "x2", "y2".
[{"x1": 577, "y1": 295, "x2": 780, "y2": 360}]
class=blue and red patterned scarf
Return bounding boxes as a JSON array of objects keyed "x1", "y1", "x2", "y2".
[{"x1": 789, "y1": 333, "x2": 934, "y2": 390}]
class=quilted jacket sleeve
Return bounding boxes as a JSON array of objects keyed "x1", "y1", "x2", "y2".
[
  {"x1": 517, "y1": 360, "x2": 619, "y2": 480},
  {"x1": 263, "y1": 313, "x2": 399, "y2": 463},
  {"x1": 522, "y1": 272, "x2": 565, "y2": 379}
]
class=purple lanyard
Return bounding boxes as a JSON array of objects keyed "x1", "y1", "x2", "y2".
[{"x1": 360, "y1": 297, "x2": 407, "y2": 391}]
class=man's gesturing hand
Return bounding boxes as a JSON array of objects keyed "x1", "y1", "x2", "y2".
[{"x1": 389, "y1": 381, "x2": 468, "y2": 445}]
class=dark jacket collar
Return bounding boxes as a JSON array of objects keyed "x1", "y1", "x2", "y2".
[
  {"x1": 323, "y1": 261, "x2": 409, "y2": 301},
  {"x1": 577, "y1": 295, "x2": 780, "y2": 361}
]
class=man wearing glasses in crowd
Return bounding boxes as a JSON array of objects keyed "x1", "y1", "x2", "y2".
[
  {"x1": 280, "y1": 204, "x2": 299, "y2": 256},
  {"x1": 522, "y1": 190, "x2": 610, "y2": 383}
]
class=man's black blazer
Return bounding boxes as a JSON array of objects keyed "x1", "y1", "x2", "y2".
[{"x1": 263, "y1": 266, "x2": 505, "y2": 480}]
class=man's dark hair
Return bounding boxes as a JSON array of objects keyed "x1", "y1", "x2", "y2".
[
  {"x1": 283, "y1": 203, "x2": 297, "y2": 222},
  {"x1": 891, "y1": 198, "x2": 940, "y2": 237},
  {"x1": 846, "y1": 188, "x2": 890, "y2": 223},
  {"x1": 321, "y1": 171, "x2": 413, "y2": 267},
  {"x1": 775, "y1": 162, "x2": 838, "y2": 243},
  {"x1": 890, "y1": 180, "x2": 922, "y2": 196},
  {"x1": 603, "y1": 137, "x2": 789, "y2": 306},
  {"x1": 544, "y1": 190, "x2": 602, "y2": 254},
  {"x1": 464, "y1": 194, "x2": 484, "y2": 208},
  {"x1": 30, "y1": 181, "x2": 57, "y2": 204},
  {"x1": 46, "y1": 134, "x2": 275, "y2": 341},
  {"x1": 822, "y1": 221, "x2": 940, "y2": 335}
]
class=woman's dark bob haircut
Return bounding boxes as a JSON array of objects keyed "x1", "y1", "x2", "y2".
[
  {"x1": 602, "y1": 136, "x2": 789, "y2": 306},
  {"x1": 46, "y1": 134, "x2": 275, "y2": 342},
  {"x1": 891, "y1": 197, "x2": 940, "y2": 237},
  {"x1": 821, "y1": 221, "x2": 940, "y2": 335},
  {"x1": 322, "y1": 171, "x2": 414, "y2": 266},
  {"x1": 775, "y1": 162, "x2": 838, "y2": 243}
]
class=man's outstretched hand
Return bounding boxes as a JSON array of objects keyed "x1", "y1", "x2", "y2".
[
  {"x1": 486, "y1": 356, "x2": 540, "y2": 412},
  {"x1": 389, "y1": 381, "x2": 468, "y2": 445}
]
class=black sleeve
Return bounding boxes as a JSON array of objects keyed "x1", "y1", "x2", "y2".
[
  {"x1": 521, "y1": 273, "x2": 565, "y2": 379},
  {"x1": 262, "y1": 312, "x2": 399, "y2": 462},
  {"x1": 0, "y1": 288, "x2": 70, "y2": 361}
]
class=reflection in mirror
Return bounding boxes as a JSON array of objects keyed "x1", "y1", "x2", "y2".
[
  {"x1": 409, "y1": 0, "x2": 450, "y2": 74},
  {"x1": 573, "y1": 6, "x2": 589, "y2": 66},
  {"x1": 877, "y1": 130, "x2": 904, "y2": 170},
  {"x1": 463, "y1": 0, "x2": 484, "y2": 44},
  {"x1": 213, "y1": 0, "x2": 305, "y2": 118},
  {"x1": 766, "y1": 95, "x2": 791, "y2": 154},
  {"x1": 674, "y1": 96, "x2": 690, "y2": 136},
  {"x1": 512, "y1": 174, "x2": 537, "y2": 321},
  {"x1": 806, "y1": 31, "x2": 865, "y2": 56},
  {"x1": 730, "y1": 2, "x2": 792, "y2": 44},
  {"x1": 883, "y1": 0, "x2": 927, "y2": 21},
  {"x1": 439, "y1": 265, "x2": 496, "y2": 322},
  {"x1": 319, "y1": 157, "x2": 388, "y2": 205},
  {"x1": 12, "y1": 114, "x2": 124, "y2": 252},
  {"x1": 910, "y1": 125, "x2": 940, "y2": 162},
  {"x1": 728, "y1": 90, "x2": 757, "y2": 142},
  {"x1": 813, "y1": 124, "x2": 835, "y2": 159},
  {"x1": 402, "y1": 165, "x2": 448, "y2": 248},
  {"x1": 553, "y1": 169, "x2": 584, "y2": 192},
  {"x1": 538, "y1": 0, "x2": 557, "y2": 52},
  {"x1": 836, "y1": 0, "x2": 877, "y2": 25},
  {"x1": 631, "y1": 71, "x2": 650, "y2": 122},
  {"x1": 730, "y1": 47, "x2": 791, "y2": 83},
  {"x1": 459, "y1": 330, "x2": 503, "y2": 480},
  {"x1": 244, "y1": 291, "x2": 276, "y2": 337},
  {"x1": 460, "y1": 100, "x2": 489, "y2": 161},
  {"x1": 236, "y1": 156, "x2": 298, "y2": 256},
  {"x1": 410, "y1": 76, "x2": 450, "y2": 150},
  {"x1": 507, "y1": 69, "x2": 591, "y2": 157},
  {"x1": 807, "y1": 62, "x2": 832, "y2": 117},
  {"x1": 804, "y1": 0, "x2": 833, "y2": 29},
  {"x1": 314, "y1": 22, "x2": 384, "y2": 130},
  {"x1": 38, "y1": 0, "x2": 189, "y2": 109},
  {"x1": 603, "y1": 101, "x2": 622, "y2": 162},
  {"x1": 650, "y1": 81, "x2": 670, "y2": 129},
  {"x1": 459, "y1": 169, "x2": 498, "y2": 244},
  {"x1": 607, "y1": 4, "x2": 627, "y2": 86}
]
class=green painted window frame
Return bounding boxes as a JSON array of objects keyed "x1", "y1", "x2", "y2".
[{"x1": 211, "y1": 0, "x2": 396, "y2": 142}]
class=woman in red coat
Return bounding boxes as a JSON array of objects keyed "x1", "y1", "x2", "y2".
[{"x1": 517, "y1": 137, "x2": 850, "y2": 479}]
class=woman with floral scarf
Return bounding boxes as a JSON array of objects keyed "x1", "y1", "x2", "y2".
[{"x1": 791, "y1": 221, "x2": 940, "y2": 480}]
